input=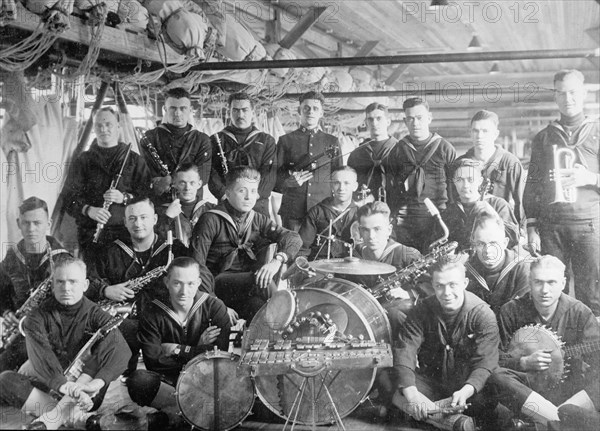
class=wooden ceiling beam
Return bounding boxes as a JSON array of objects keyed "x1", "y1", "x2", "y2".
[
  {"x1": 279, "y1": 6, "x2": 328, "y2": 49},
  {"x1": 348, "y1": 41, "x2": 379, "y2": 71},
  {"x1": 2, "y1": 1, "x2": 183, "y2": 65},
  {"x1": 385, "y1": 65, "x2": 410, "y2": 85}
]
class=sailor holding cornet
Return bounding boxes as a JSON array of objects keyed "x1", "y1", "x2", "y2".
[{"x1": 524, "y1": 69, "x2": 600, "y2": 316}]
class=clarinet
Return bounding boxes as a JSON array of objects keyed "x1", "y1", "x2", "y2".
[
  {"x1": 215, "y1": 133, "x2": 228, "y2": 175},
  {"x1": 63, "y1": 307, "x2": 133, "y2": 382},
  {"x1": 92, "y1": 143, "x2": 133, "y2": 243},
  {"x1": 141, "y1": 138, "x2": 170, "y2": 176}
]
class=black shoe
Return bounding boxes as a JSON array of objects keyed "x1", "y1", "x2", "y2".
[
  {"x1": 147, "y1": 411, "x2": 169, "y2": 431},
  {"x1": 453, "y1": 415, "x2": 476, "y2": 431},
  {"x1": 85, "y1": 414, "x2": 102, "y2": 431},
  {"x1": 23, "y1": 422, "x2": 47, "y2": 430},
  {"x1": 558, "y1": 404, "x2": 600, "y2": 430}
]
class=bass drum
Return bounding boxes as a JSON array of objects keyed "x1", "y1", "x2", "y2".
[
  {"x1": 175, "y1": 350, "x2": 255, "y2": 431},
  {"x1": 245, "y1": 277, "x2": 391, "y2": 425}
]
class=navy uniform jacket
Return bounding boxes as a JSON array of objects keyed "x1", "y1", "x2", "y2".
[
  {"x1": 0, "y1": 236, "x2": 70, "y2": 315},
  {"x1": 347, "y1": 137, "x2": 399, "y2": 202},
  {"x1": 524, "y1": 118, "x2": 600, "y2": 225},
  {"x1": 457, "y1": 146, "x2": 526, "y2": 228},
  {"x1": 138, "y1": 290, "x2": 230, "y2": 383},
  {"x1": 498, "y1": 293, "x2": 600, "y2": 404},
  {"x1": 298, "y1": 197, "x2": 359, "y2": 260},
  {"x1": 394, "y1": 291, "x2": 499, "y2": 393},
  {"x1": 208, "y1": 126, "x2": 276, "y2": 216},
  {"x1": 466, "y1": 249, "x2": 531, "y2": 314},
  {"x1": 192, "y1": 202, "x2": 302, "y2": 276},
  {"x1": 275, "y1": 127, "x2": 341, "y2": 221},
  {"x1": 140, "y1": 123, "x2": 212, "y2": 204},
  {"x1": 62, "y1": 141, "x2": 151, "y2": 238}
]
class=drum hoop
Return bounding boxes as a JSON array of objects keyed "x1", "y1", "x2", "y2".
[
  {"x1": 176, "y1": 351, "x2": 255, "y2": 431},
  {"x1": 264, "y1": 289, "x2": 297, "y2": 330}
]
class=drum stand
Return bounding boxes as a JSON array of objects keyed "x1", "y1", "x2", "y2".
[{"x1": 282, "y1": 370, "x2": 347, "y2": 431}]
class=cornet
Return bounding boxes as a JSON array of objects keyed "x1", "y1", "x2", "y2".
[{"x1": 550, "y1": 144, "x2": 577, "y2": 204}]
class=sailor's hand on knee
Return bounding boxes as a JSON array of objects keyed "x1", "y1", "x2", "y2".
[
  {"x1": 227, "y1": 308, "x2": 239, "y2": 326},
  {"x1": 255, "y1": 261, "x2": 280, "y2": 290},
  {"x1": 451, "y1": 384, "x2": 474, "y2": 408},
  {"x1": 402, "y1": 386, "x2": 429, "y2": 421}
]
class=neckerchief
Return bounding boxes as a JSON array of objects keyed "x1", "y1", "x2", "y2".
[
  {"x1": 174, "y1": 199, "x2": 209, "y2": 247},
  {"x1": 114, "y1": 235, "x2": 168, "y2": 278},
  {"x1": 208, "y1": 209, "x2": 257, "y2": 261},
  {"x1": 152, "y1": 292, "x2": 209, "y2": 328},
  {"x1": 316, "y1": 203, "x2": 355, "y2": 237},
  {"x1": 12, "y1": 241, "x2": 65, "y2": 293},
  {"x1": 220, "y1": 128, "x2": 264, "y2": 169},
  {"x1": 399, "y1": 134, "x2": 442, "y2": 197},
  {"x1": 465, "y1": 252, "x2": 526, "y2": 293},
  {"x1": 480, "y1": 146, "x2": 505, "y2": 186},
  {"x1": 364, "y1": 137, "x2": 397, "y2": 194}
]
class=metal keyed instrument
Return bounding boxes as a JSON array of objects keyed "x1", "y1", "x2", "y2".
[
  {"x1": 550, "y1": 144, "x2": 577, "y2": 203},
  {"x1": 1, "y1": 276, "x2": 53, "y2": 352}
]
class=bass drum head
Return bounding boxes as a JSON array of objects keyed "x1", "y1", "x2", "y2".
[
  {"x1": 176, "y1": 352, "x2": 255, "y2": 431},
  {"x1": 245, "y1": 278, "x2": 391, "y2": 425}
]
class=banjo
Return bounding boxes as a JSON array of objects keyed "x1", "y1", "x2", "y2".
[{"x1": 505, "y1": 324, "x2": 600, "y2": 393}]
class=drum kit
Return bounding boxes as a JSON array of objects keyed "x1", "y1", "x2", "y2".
[
  {"x1": 172, "y1": 257, "x2": 399, "y2": 430},
  {"x1": 172, "y1": 200, "x2": 457, "y2": 430}
]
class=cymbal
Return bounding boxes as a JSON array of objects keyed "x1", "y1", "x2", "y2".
[{"x1": 308, "y1": 257, "x2": 396, "y2": 275}]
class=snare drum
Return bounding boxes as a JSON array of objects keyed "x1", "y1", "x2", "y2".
[{"x1": 175, "y1": 350, "x2": 255, "y2": 431}]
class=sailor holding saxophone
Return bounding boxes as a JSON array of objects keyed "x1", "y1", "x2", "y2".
[
  {"x1": 92, "y1": 197, "x2": 191, "y2": 378},
  {"x1": 524, "y1": 69, "x2": 600, "y2": 316},
  {"x1": 0, "y1": 197, "x2": 71, "y2": 372}
]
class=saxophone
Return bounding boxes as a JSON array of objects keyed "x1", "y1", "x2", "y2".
[
  {"x1": 368, "y1": 241, "x2": 458, "y2": 301},
  {"x1": 98, "y1": 232, "x2": 173, "y2": 314},
  {"x1": 1, "y1": 276, "x2": 53, "y2": 352},
  {"x1": 98, "y1": 265, "x2": 168, "y2": 314}
]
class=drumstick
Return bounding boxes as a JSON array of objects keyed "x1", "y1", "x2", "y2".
[{"x1": 427, "y1": 404, "x2": 470, "y2": 416}]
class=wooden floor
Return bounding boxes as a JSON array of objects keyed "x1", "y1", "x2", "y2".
[{"x1": 0, "y1": 374, "x2": 434, "y2": 431}]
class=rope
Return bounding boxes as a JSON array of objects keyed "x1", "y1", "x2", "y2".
[
  {"x1": 0, "y1": 21, "x2": 60, "y2": 72},
  {"x1": 53, "y1": 3, "x2": 108, "y2": 81}
]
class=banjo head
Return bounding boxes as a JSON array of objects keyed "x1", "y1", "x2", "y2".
[{"x1": 508, "y1": 324, "x2": 565, "y2": 393}]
